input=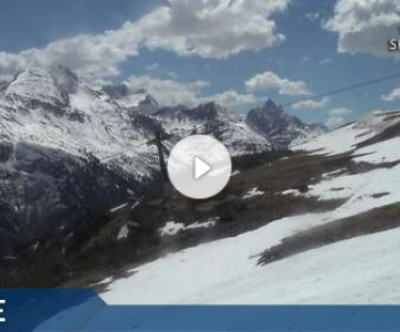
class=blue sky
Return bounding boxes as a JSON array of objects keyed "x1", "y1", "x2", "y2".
[{"x1": 0, "y1": 0, "x2": 400, "y2": 127}]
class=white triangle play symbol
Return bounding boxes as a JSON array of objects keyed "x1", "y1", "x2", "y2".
[{"x1": 194, "y1": 156, "x2": 212, "y2": 180}]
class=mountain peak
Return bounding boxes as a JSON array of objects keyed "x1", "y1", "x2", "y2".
[
  {"x1": 4, "y1": 66, "x2": 77, "y2": 106},
  {"x1": 141, "y1": 93, "x2": 159, "y2": 107},
  {"x1": 103, "y1": 84, "x2": 160, "y2": 114},
  {"x1": 264, "y1": 98, "x2": 278, "y2": 108},
  {"x1": 246, "y1": 100, "x2": 327, "y2": 149},
  {"x1": 261, "y1": 99, "x2": 284, "y2": 116}
]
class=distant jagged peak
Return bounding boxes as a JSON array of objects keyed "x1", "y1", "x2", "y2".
[
  {"x1": 140, "y1": 93, "x2": 159, "y2": 107},
  {"x1": 129, "y1": 88, "x2": 159, "y2": 107},
  {"x1": 154, "y1": 101, "x2": 222, "y2": 123},
  {"x1": 246, "y1": 98, "x2": 327, "y2": 148},
  {"x1": 259, "y1": 98, "x2": 285, "y2": 116},
  {"x1": 154, "y1": 101, "x2": 236, "y2": 123},
  {"x1": 263, "y1": 98, "x2": 280, "y2": 108},
  {"x1": 103, "y1": 83, "x2": 154, "y2": 101},
  {"x1": 196, "y1": 101, "x2": 241, "y2": 120},
  {"x1": 195, "y1": 101, "x2": 221, "y2": 114}
]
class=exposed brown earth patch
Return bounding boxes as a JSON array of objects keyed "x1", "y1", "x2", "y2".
[{"x1": 258, "y1": 202, "x2": 400, "y2": 266}]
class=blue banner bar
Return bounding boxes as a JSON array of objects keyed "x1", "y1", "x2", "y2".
[{"x1": 0, "y1": 289, "x2": 399, "y2": 331}]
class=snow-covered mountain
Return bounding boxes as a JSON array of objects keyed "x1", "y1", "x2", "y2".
[
  {"x1": 0, "y1": 66, "x2": 327, "y2": 252},
  {"x1": 0, "y1": 67, "x2": 282, "y2": 180},
  {"x1": 0, "y1": 67, "x2": 164, "y2": 248},
  {"x1": 0, "y1": 67, "x2": 324, "y2": 182},
  {"x1": 154, "y1": 102, "x2": 272, "y2": 156},
  {"x1": 246, "y1": 99, "x2": 327, "y2": 149}
]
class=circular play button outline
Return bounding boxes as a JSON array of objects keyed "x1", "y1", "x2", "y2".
[{"x1": 167, "y1": 135, "x2": 232, "y2": 200}]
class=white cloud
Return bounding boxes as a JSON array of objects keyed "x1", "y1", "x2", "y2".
[
  {"x1": 300, "y1": 56, "x2": 311, "y2": 64},
  {"x1": 245, "y1": 71, "x2": 311, "y2": 95},
  {"x1": 326, "y1": 107, "x2": 353, "y2": 129},
  {"x1": 125, "y1": 76, "x2": 209, "y2": 107},
  {"x1": 0, "y1": 28, "x2": 143, "y2": 80},
  {"x1": 145, "y1": 63, "x2": 160, "y2": 71},
  {"x1": 203, "y1": 90, "x2": 260, "y2": 110},
  {"x1": 0, "y1": 0, "x2": 290, "y2": 80},
  {"x1": 382, "y1": 87, "x2": 400, "y2": 101},
  {"x1": 305, "y1": 12, "x2": 321, "y2": 21},
  {"x1": 325, "y1": 0, "x2": 400, "y2": 58},
  {"x1": 291, "y1": 97, "x2": 330, "y2": 110},
  {"x1": 166, "y1": 71, "x2": 178, "y2": 79},
  {"x1": 0, "y1": 52, "x2": 28, "y2": 78},
  {"x1": 325, "y1": 115, "x2": 346, "y2": 129},
  {"x1": 139, "y1": 0, "x2": 289, "y2": 58},
  {"x1": 125, "y1": 75, "x2": 259, "y2": 111},
  {"x1": 329, "y1": 107, "x2": 352, "y2": 116},
  {"x1": 319, "y1": 58, "x2": 332, "y2": 65}
]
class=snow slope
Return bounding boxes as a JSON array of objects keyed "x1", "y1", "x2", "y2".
[
  {"x1": 101, "y1": 156, "x2": 400, "y2": 304},
  {"x1": 181, "y1": 227, "x2": 400, "y2": 304},
  {"x1": 294, "y1": 110, "x2": 400, "y2": 155},
  {"x1": 37, "y1": 226, "x2": 400, "y2": 331},
  {"x1": 102, "y1": 213, "x2": 332, "y2": 304},
  {"x1": 353, "y1": 136, "x2": 400, "y2": 164},
  {"x1": 102, "y1": 208, "x2": 400, "y2": 304},
  {"x1": 101, "y1": 111, "x2": 400, "y2": 305}
]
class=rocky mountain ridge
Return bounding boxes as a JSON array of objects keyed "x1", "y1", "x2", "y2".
[{"x1": 0, "y1": 65, "x2": 326, "y2": 250}]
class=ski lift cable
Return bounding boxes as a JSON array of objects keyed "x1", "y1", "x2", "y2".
[
  {"x1": 100, "y1": 123, "x2": 209, "y2": 162},
  {"x1": 281, "y1": 72, "x2": 400, "y2": 108}
]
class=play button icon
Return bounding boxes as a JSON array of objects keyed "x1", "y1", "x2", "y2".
[
  {"x1": 193, "y1": 157, "x2": 212, "y2": 180},
  {"x1": 168, "y1": 135, "x2": 232, "y2": 199}
]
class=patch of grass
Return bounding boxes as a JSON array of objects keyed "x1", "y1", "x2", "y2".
[
  {"x1": 356, "y1": 121, "x2": 400, "y2": 148},
  {"x1": 258, "y1": 202, "x2": 400, "y2": 266}
]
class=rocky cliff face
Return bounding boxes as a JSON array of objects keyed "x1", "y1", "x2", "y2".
[{"x1": 246, "y1": 99, "x2": 327, "y2": 149}]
